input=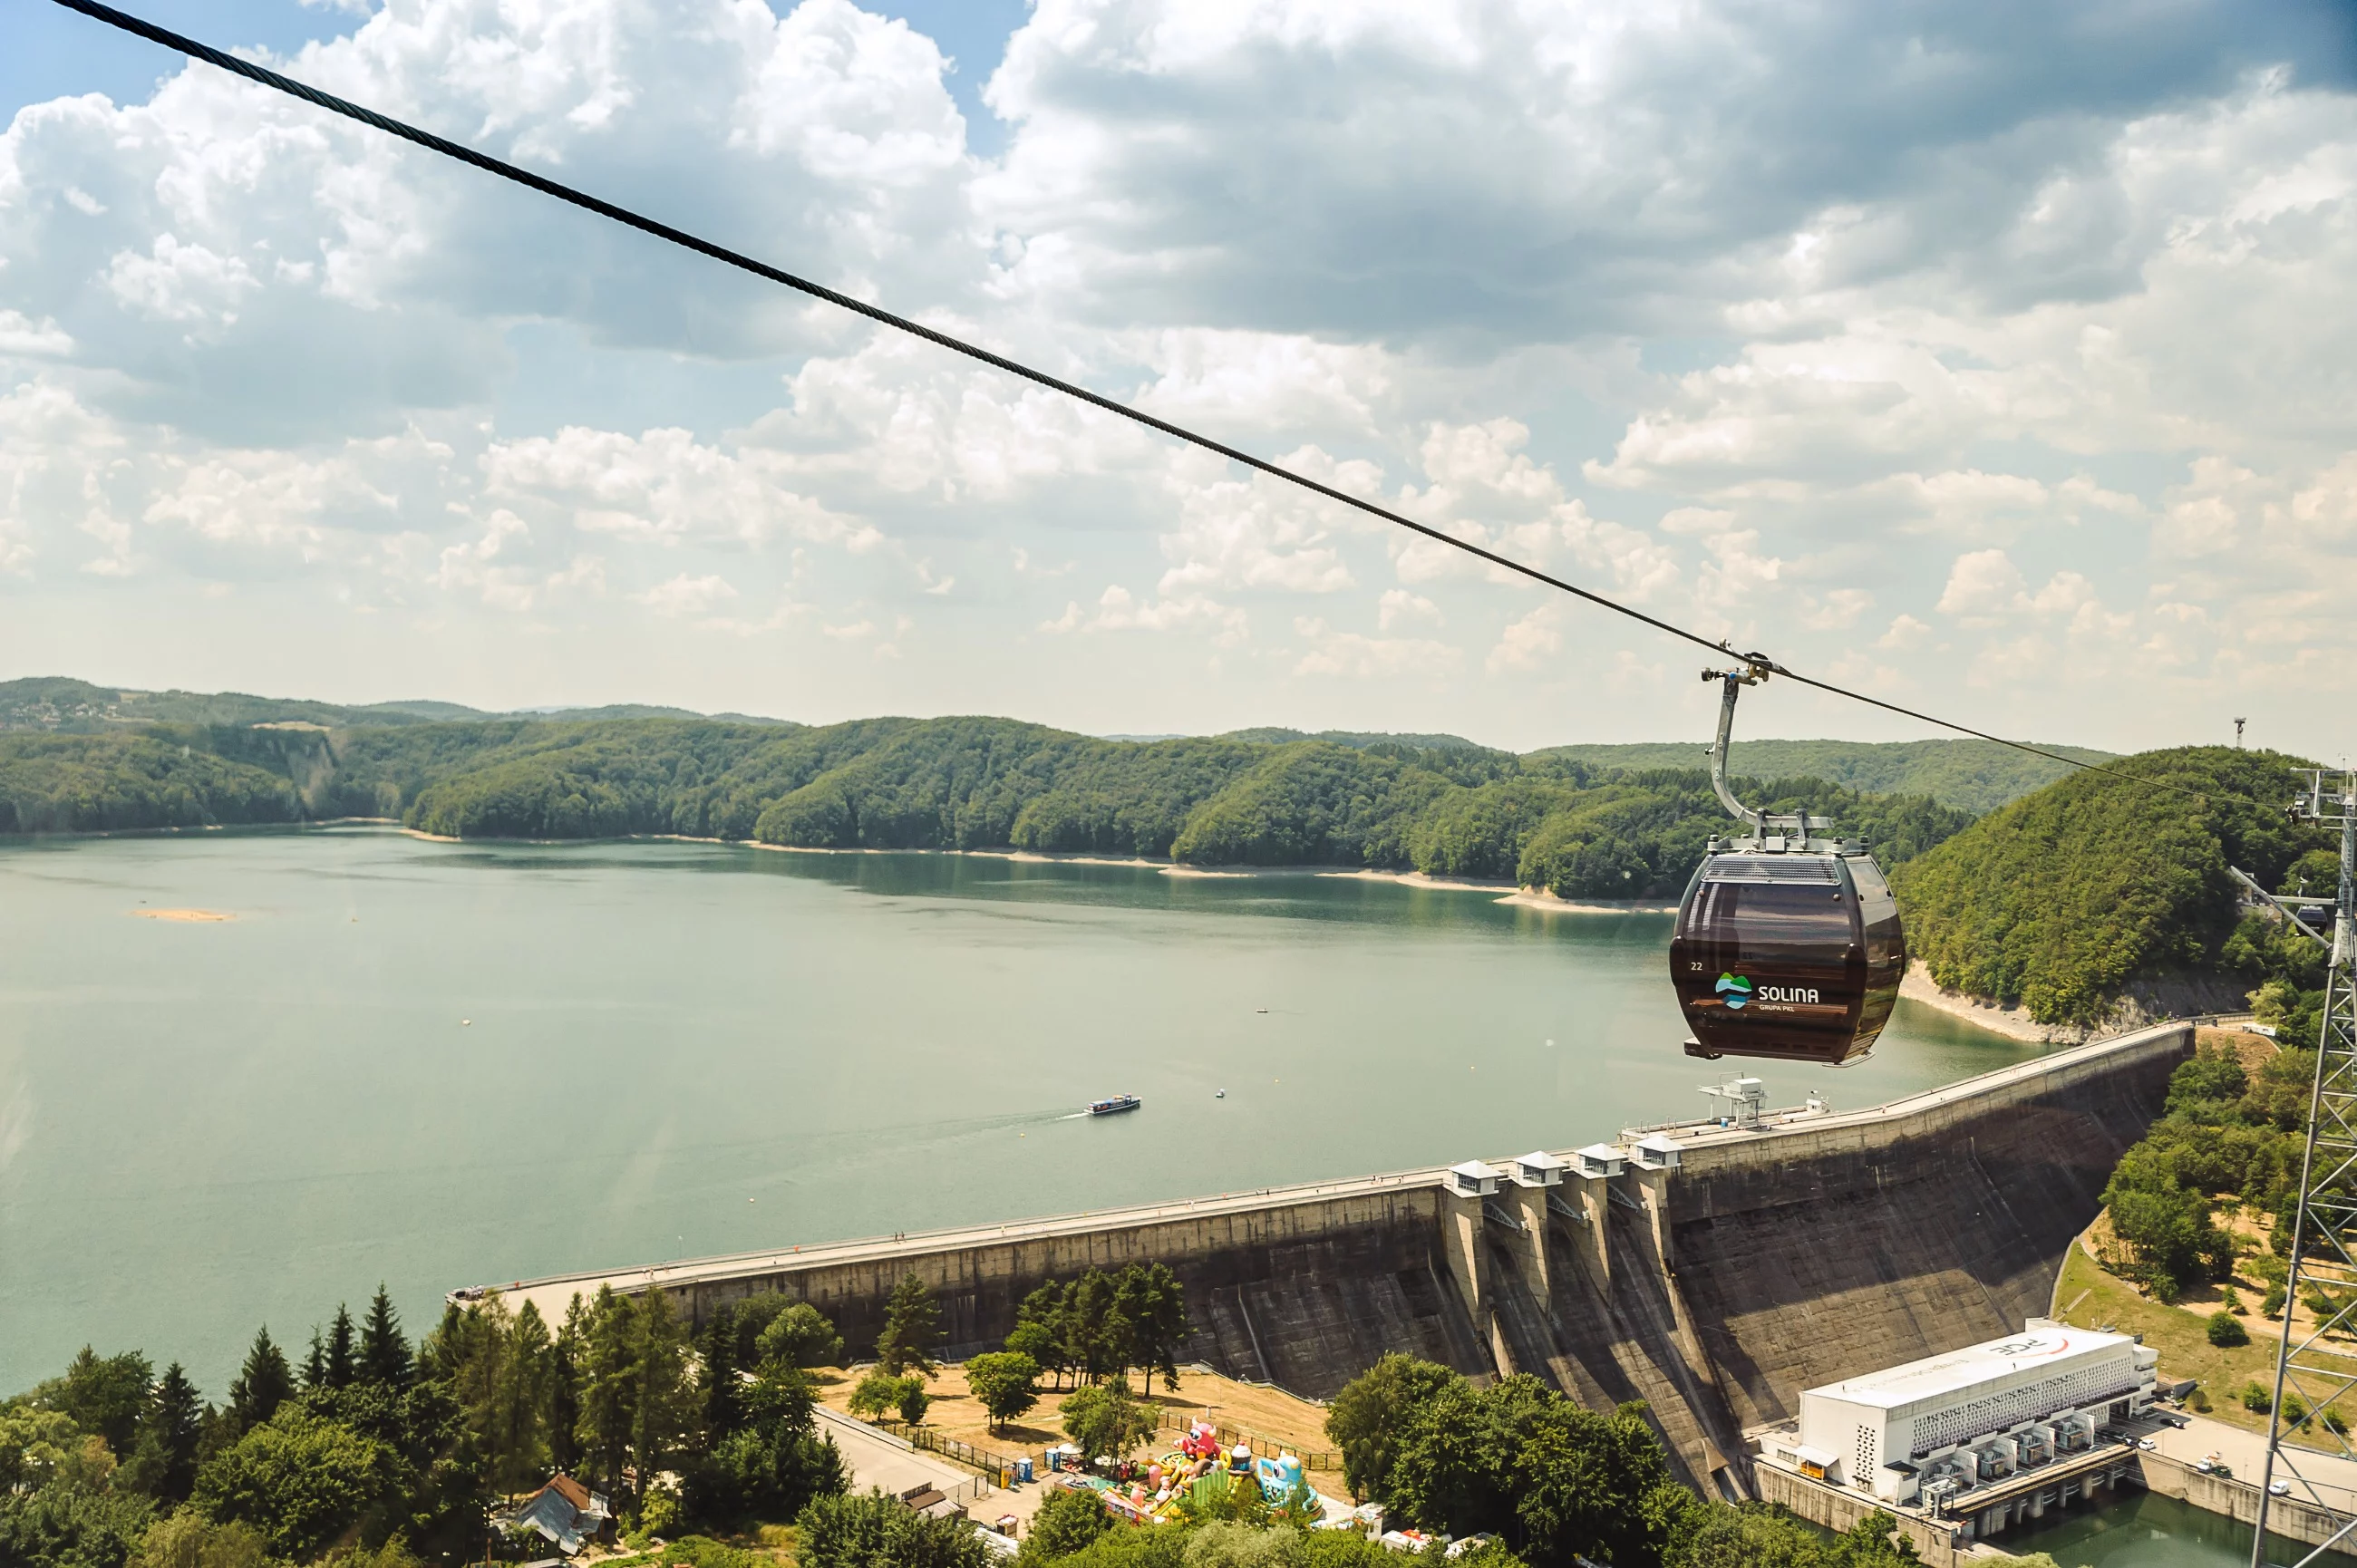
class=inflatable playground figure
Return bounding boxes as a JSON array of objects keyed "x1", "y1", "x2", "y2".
[
  {"x1": 1252, "y1": 1453, "x2": 1305, "y2": 1495},
  {"x1": 1178, "y1": 1422, "x2": 1222, "y2": 1463}
]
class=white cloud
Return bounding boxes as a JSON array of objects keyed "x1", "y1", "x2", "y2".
[
  {"x1": 1485, "y1": 604, "x2": 1563, "y2": 675},
  {"x1": 1377, "y1": 588, "x2": 1441, "y2": 631},
  {"x1": 1292, "y1": 616, "x2": 1459, "y2": 678},
  {"x1": 1935, "y1": 548, "x2": 2029, "y2": 621},
  {"x1": 638, "y1": 573, "x2": 740, "y2": 617},
  {"x1": 484, "y1": 427, "x2": 877, "y2": 552}
]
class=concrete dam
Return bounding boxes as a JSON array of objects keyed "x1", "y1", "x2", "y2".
[{"x1": 486, "y1": 1021, "x2": 2191, "y2": 1501}]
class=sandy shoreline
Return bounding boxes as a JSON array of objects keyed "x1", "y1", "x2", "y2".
[
  {"x1": 134, "y1": 907, "x2": 234, "y2": 922},
  {"x1": 1897, "y1": 960, "x2": 2074, "y2": 1042}
]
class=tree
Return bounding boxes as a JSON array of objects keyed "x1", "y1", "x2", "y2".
[
  {"x1": 194, "y1": 1409, "x2": 393, "y2": 1562},
  {"x1": 447, "y1": 1295, "x2": 557, "y2": 1495},
  {"x1": 572, "y1": 1288, "x2": 637, "y2": 1495},
  {"x1": 796, "y1": 1489, "x2": 987, "y2": 1568},
  {"x1": 757, "y1": 1304, "x2": 847, "y2": 1371},
  {"x1": 50, "y1": 1347, "x2": 154, "y2": 1461},
  {"x1": 2209, "y1": 1312, "x2": 2251, "y2": 1348},
  {"x1": 1384, "y1": 1376, "x2": 1683, "y2": 1568},
  {"x1": 1064, "y1": 1273, "x2": 1124, "y2": 1386},
  {"x1": 896, "y1": 1380, "x2": 932, "y2": 1427},
  {"x1": 632, "y1": 1290, "x2": 699, "y2": 1489},
  {"x1": 1326, "y1": 1354, "x2": 1461, "y2": 1503},
  {"x1": 125, "y1": 1363, "x2": 205, "y2": 1504},
  {"x1": 964, "y1": 1353, "x2": 1041, "y2": 1433},
  {"x1": 225, "y1": 1331, "x2": 294, "y2": 1435},
  {"x1": 302, "y1": 1332, "x2": 329, "y2": 1392},
  {"x1": 325, "y1": 1307, "x2": 358, "y2": 1391},
  {"x1": 1111, "y1": 1265, "x2": 1190, "y2": 1392},
  {"x1": 1011, "y1": 1283, "x2": 1072, "y2": 1389},
  {"x1": 358, "y1": 1288, "x2": 413, "y2": 1390},
  {"x1": 848, "y1": 1372, "x2": 918, "y2": 1424},
  {"x1": 875, "y1": 1275, "x2": 941, "y2": 1379},
  {"x1": 1059, "y1": 1384, "x2": 1155, "y2": 1463},
  {"x1": 128, "y1": 1510, "x2": 271, "y2": 1568},
  {"x1": 0, "y1": 1476, "x2": 155, "y2": 1568},
  {"x1": 689, "y1": 1363, "x2": 846, "y2": 1526},
  {"x1": 1017, "y1": 1485, "x2": 1113, "y2": 1566},
  {"x1": 0, "y1": 1405, "x2": 88, "y2": 1494}
]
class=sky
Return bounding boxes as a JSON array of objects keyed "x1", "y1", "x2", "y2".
[{"x1": 3, "y1": 0, "x2": 2354, "y2": 755}]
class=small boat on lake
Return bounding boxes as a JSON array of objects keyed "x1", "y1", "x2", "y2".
[{"x1": 1087, "y1": 1094, "x2": 1141, "y2": 1117}]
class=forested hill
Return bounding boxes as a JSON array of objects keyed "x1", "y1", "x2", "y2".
[
  {"x1": 1895, "y1": 747, "x2": 2337, "y2": 1028},
  {"x1": 0, "y1": 675, "x2": 794, "y2": 732},
  {"x1": 1544, "y1": 737, "x2": 2117, "y2": 814},
  {"x1": 0, "y1": 714, "x2": 1973, "y2": 898}
]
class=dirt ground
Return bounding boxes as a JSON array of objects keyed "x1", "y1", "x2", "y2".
[{"x1": 810, "y1": 1364, "x2": 1336, "y2": 1463}]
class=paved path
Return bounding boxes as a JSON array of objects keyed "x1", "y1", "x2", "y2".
[{"x1": 812, "y1": 1407, "x2": 1052, "y2": 1535}]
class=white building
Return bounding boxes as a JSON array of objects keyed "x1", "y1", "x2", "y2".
[{"x1": 1763, "y1": 1321, "x2": 2158, "y2": 1505}]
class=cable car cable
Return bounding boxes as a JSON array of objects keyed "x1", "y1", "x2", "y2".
[{"x1": 43, "y1": 0, "x2": 2210, "y2": 802}]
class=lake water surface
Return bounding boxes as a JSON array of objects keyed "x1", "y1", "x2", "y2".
[{"x1": 0, "y1": 828, "x2": 2044, "y2": 1397}]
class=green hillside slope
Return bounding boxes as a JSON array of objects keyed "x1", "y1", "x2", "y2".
[
  {"x1": 0, "y1": 714, "x2": 1971, "y2": 895},
  {"x1": 1542, "y1": 738, "x2": 2117, "y2": 813},
  {"x1": 1893, "y1": 747, "x2": 2332, "y2": 1025},
  {"x1": 0, "y1": 676, "x2": 797, "y2": 732}
]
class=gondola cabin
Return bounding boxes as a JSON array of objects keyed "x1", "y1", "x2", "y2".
[{"x1": 1670, "y1": 837, "x2": 1904, "y2": 1067}]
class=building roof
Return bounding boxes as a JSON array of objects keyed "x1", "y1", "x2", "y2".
[{"x1": 1809, "y1": 1327, "x2": 2137, "y2": 1411}]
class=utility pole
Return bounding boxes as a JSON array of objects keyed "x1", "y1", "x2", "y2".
[
  {"x1": 2238, "y1": 718, "x2": 2248, "y2": 749},
  {"x1": 2252, "y1": 769, "x2": 2357, "y2": 1568}
]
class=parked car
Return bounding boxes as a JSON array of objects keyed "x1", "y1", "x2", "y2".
[
  {"x1": 2272, "y1": 1481, "x2": 2293, "y2": 1496},
  {"x1": 2139, "y1": 1439, "x2": 2159, "y2": 1452}
]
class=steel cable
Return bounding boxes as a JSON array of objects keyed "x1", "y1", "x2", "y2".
[{"x1": 46, "y1": 0, "x2": 2210, "y2": 798}]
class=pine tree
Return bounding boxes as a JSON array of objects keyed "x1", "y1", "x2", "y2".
[
  {"x1": 1112, "y1": 1263, "x2": 1190, "y2": 1391},
  {"x1": 632, "y1": 1291, "x2": 697, "y2": 1487},
  {"x1": 303, "y1": 1328, "x2": 329, "y2": 1389},
  {"x1": 573, "y1": 1287, "x2": 639, "y2": 1495},
  {"x1": 359, "y1": 1285, "x2": 414, "y2": 1389},
  {"x1": 323, "y1": 1304, "x2": 358, "y2": 1389},
  {"x1": 497, "y1": 1300, "x2": 558, "y2": 1493},
  {"x1": 550, "y1": 1294, "x2": 586, "y2": 1475},
  {"x1": 874, "y1": 1274, "x2": 940, "y2": 1379},
  {"x1": 226, "y1": 1327, "x2": 294, "y2": 1431},
  {"x1": 128, "y1": 1362, "x2": 204, "y2": 1502}
]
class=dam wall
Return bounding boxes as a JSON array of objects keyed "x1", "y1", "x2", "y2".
[{"x1": 486, "y1": 1021, "x2": 2191, "y2": 1499}]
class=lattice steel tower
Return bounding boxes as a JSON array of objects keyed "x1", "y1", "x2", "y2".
[{"x1": 2253, "y1": 769, "x2": 2357, "y2": 1567}]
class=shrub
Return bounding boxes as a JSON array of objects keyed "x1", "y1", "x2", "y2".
[
  {"x1": 2245, "y1": 1383, "x2": 2274, "y2": 1413},
  {"x1": 2285, "y1": 1394, "x2": 2310, "y2": 1428},
  {"x1": 2209, "y1": 1312, "x2": 2251, "y2": 1347},
  {"x1": 1018, "y1": 1486, "x2": 1115, "y2": 1567},
  {"x1": 2264, "y1": 1283, "x2": 2288, "y2": 1319}
]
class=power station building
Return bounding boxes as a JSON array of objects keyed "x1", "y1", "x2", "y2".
[{"x1": 1763, "y1": 1321, "x2": 2158, "y2": 1507}]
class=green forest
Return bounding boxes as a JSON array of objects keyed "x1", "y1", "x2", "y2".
[
  {"x1": 1893, "y1": 747, "x2": 2336, "y2": 1026},
  {"x1": 0, "y1": 709, "x2": 1972, "y2": 899},
  {"x1": 1542, "y1": 738, "x2": 2117, "y2": 815}
]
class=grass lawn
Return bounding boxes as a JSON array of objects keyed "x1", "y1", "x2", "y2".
[{"x1": 810, "y1": 1364, "x2": 1337, "y2": 1465}]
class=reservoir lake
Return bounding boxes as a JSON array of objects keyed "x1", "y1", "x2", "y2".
[{"x1": 0, "y1": 827, "x2": 2046, "y2": 1397}]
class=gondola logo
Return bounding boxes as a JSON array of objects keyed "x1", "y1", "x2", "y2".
[{"x1": 1716, "y1": 973, "x2": 1752, "y2": 1009}]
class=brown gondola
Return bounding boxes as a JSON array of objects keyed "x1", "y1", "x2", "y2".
[{"x1": 1670, "y1": 667, "x2": 1906, "y2": 1067}]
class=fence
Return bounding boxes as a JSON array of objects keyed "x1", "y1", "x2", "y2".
[
  {"x1": 867, "y1": 1418, "x2": 1024, "y2": 1485},
  {"x1": 1154, "y1": 1408, "x2": 1338, "y2": 1472}
]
